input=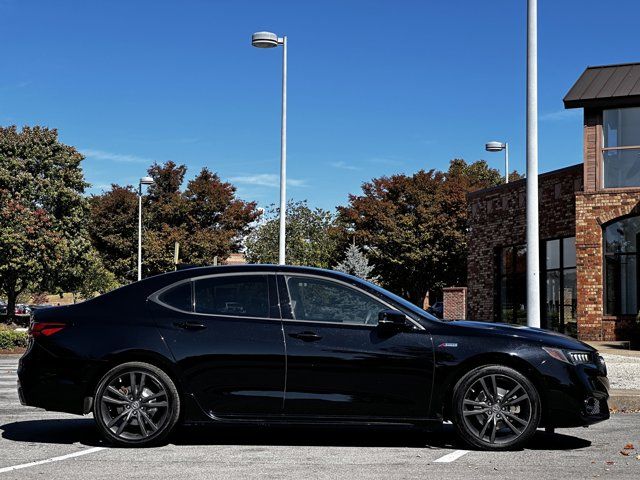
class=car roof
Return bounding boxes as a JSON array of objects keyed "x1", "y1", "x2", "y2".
[{"x1": 149, "y1": 264, "x2": 360, "y2": 283}]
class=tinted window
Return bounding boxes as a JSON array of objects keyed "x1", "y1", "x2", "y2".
[
  {"x1": 604, "y1": 215, "x2": 640, "y2": 315},
  {"x1": 285, "y1": 276, "x2": 386, "y2": 325},
  {"x1": 158, "y1": 282, "x2": 192, "y2": 312},
  {"x1": 194, "y1": 275, "x2": 269, "y2": 318}
]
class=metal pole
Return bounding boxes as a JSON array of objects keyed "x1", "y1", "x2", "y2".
[
  {"x1": 137, "y1": 185, "x2": 142, "y2": 282},
  {"x1": 278, "y1": 36, "x2": 287, "y2": 265},
  {"x1": 526, "y1": 0, "x2": 541, "y2": 328},
  {"x1": 505, "y1": 143, "x2": 510, "y2": 183}
]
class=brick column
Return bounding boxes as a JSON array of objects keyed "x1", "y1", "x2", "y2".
[{"x1": 443, "y1": 287, "x2": 467, "y2": 320}]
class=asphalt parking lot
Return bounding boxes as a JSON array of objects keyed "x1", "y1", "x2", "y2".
[{"x1": 1, "y1": 355, "x2": 639, "y2": 479}]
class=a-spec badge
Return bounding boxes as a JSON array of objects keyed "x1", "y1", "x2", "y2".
[{"x1": 438, "y1": 342, "x2": 458, "y2": 348}]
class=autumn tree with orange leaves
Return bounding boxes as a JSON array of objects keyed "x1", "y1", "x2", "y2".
[{"x1": 338, "y1": 159, "x2": 519, "y2": 306}]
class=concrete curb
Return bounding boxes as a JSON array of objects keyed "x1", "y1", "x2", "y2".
[{"x1": 609, "y1": 389, "x2": 640, "y2": 411}]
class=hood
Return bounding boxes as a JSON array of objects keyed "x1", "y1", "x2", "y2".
[{"x1": 448, "y1": 320, "x2": 594, "y2": 351}]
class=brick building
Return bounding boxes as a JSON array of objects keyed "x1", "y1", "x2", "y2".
[{"x1": 467, "y1": 62, "x2": 640, "y2": 342}]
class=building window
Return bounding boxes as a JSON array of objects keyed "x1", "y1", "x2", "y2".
[
  {"x1": 604, "y1": 215, "x2": 640, "y2": 315},
  {"x1": 603, "y1": 107, "x2": 640, "y2": 188},
  {"x1": 496, "y1": 245, "x2": 527, "y2": 325},
  {"x1": 543, "y1": 237, "x2": 577, "y2": 337}
]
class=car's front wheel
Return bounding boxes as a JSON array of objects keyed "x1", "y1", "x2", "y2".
[
  {"x1": 452, "y1": 365, "x2": 541, "y2": 450},
  {"x1": 94, "y1": 362, "x2": 180, "y2": 447}
]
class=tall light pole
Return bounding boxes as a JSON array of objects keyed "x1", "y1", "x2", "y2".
[
  {"x1": 138, "y1": 176, "x2": 154, "y2": 281},
  {"x1": 485, "y1": 141, "x2": 510, "y2": 183},
  {"x1": 526, "y1": 0, "x2": 541, "y2": 328},
  {"x1": 252, "y1": 31, "x2": 288, "y2": 265}
]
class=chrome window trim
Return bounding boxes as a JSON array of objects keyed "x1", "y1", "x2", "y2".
[
  {"x1": 148, "y1": 270, "x2": 424, "y2": 331},
  {"x1": 148, "y1": 272, "x2": 277, "y2": 321},
  {"x1": 281, "y1": 273, "x2": 424, "y2": 331}
]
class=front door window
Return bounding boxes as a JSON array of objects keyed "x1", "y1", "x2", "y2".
[{"x1": 285, "y1": 275, "x2": 386, "y2": 325}]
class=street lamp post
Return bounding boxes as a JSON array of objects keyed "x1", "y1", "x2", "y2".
[
  {"x1": 485, "y1": 141, "x2": 510, "y2": 183},
  {"x1": 252, "y1": 31, "x2": 288, "y2": 265},
  {"x1": 138, "y1": 176, "x2": 154, "y2": 281},
  {"x1": 526, "y1": 0, "x2": 541, "y2": 329}
]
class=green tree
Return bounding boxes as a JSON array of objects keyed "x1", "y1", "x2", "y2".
[
  {"x1": 338, "y1": 159, "x2": 507, "y2": 306},
  {"x1": 181, "y1": 167, "x2": 260, "y2": 266},
  {"x1": 0, "y1": 126, "x2": 92, "y2": 320},
  {"x1": 88, "y1": 162, "x2": 260, "y2": 280},
  {"x1": 245, "y1": 200, "x2": 341, "y2": 268},
  {"x1": 88, "y1": 185, "x2": 138, "y2": 284},
  {"x1": 334, "y1": 244, "x2": 379, "y2": 282},
  {"x1": 74, "y1": 251, "x2": 120, "y2": 300}
]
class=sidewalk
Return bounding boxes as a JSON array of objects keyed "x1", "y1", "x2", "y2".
[
  {"x1": 586, "y1": 341, "x2": 640, "y2": 357},
  {"x1": 585, "y1": 342, "x2": 640, "y2": 411}
]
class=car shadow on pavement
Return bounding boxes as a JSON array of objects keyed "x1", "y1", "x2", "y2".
[
  {"x1": 171, "y1": 424, "x2": 457, "y2": 449},
  {"x1": 0, "y1": 418, "x2": 105, "y2": 447},
  {"x1": 526, "y1": 430, "x2": 591, "y2": 450},
  {"x1": 0, "y1": 420, "x2": 591, "y2": 451}
]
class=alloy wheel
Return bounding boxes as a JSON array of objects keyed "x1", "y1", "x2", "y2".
[
  {"x1": 461, "y1": 373, "x2": 532, "y2": 446},
  {"x1": 98, "y1": 369, "x2": 171, "y2": 441}
]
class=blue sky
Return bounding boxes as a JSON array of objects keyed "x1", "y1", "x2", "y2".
[{"x1": 1, "y1": 0, "x2": 639, "y2": 211}]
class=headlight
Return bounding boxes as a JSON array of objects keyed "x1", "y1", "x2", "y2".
[
  {"x1": 542, "y1": 347, "x2": 594, "y2": 365},
  {"x1": 568, "y1": 352, "x2": 591, "y2": 364}
]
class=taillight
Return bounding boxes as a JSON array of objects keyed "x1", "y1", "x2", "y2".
[{"x1": 29, "y1": 322, "x2": 67, "y2": 338}]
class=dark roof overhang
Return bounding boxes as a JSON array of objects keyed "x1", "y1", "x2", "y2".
[{"x1": 563, "y1": 62, "x2": 640, "y2": 109}]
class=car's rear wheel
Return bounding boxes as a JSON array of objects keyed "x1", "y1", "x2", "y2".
[
  {"x1": 452, "y1": 365, "x2": 540, "y2": 450},
  {"x1": 94, "y1": 362, "x2": 180, "y2": 447}
]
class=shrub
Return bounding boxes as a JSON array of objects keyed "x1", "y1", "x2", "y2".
[{"x1": 0, "y1": 329, "x2": 28, "y2": 350}]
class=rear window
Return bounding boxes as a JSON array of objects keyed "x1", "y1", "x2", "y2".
[
  {"x1": 158, "y1": 282, "x2": 192, "y2": 312},
  {"x1": 193, "y1": 275, "x2": 269, "y2": 318}
]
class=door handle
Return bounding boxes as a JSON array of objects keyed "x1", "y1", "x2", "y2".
[
  {"x1": 174, "y1": 320, "x2": 207, "y2": 330},
  {"x1": 288, "y1": 331, "x2": 322, "y2": 342}
]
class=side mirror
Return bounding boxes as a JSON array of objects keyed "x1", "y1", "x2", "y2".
[{"x1": 377, "y1": 309, "x2": 407, "y2": 329}]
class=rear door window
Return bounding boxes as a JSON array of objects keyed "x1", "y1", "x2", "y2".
[
  {"x1": 157, "y1": 281, "x2": 193, "y2": 312},
  {"x1": 193, "y1": 275, "x2": 269, "y2": 318}
]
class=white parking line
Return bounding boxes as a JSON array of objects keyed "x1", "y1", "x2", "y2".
[
  {"x1": 0, "y1": 447, "x2": 106, "y2": 474},
  {"x1": 433, "y1": 449, "x2": 470, "y2": 463}
]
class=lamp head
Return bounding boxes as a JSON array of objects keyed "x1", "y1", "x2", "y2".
[
  {"x1": 251, "y1": 31, "x2": 280, "y2": 48},
  {"x1": 139, "y1": 176, "x2": 154, "y2": 186},
  {"x1": 485, "y1": 141, "x2": 506, "y2": 152}
]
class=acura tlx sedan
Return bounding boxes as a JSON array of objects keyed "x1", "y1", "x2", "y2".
[{"x1": 18, "y1": 265, "x2": 609, "y2": 449}]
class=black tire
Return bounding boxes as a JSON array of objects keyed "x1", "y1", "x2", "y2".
[
  {"x1": 452, "y1": 365, "x2": 541, "y2": 450},
  {"x1": 94, "y1": 362, "x2": 181, "y2": 447}
]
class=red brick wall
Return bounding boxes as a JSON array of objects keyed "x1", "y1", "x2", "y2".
[
  {"x1": 443, "y1": 287, "x2": 466, "y2": 320},
  {"x1": 583, "y1": 109, "x2": 602, "y2": 193},
  {"x1": 575, "y1": 190, "x2": 640, "y2": 340},
  {"x1": 467, "y1": 165, "x2": 582, "y2": 322}
]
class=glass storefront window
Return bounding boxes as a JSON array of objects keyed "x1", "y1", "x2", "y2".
[
  {"x1": 603, "y1": 108, "x2": 640, "y2": 188},
  {"x1": 603, "y1": 149, "x2": 640, "y2": 188},
  {"x1": 546, "y1": 239, "x2": 560, "y2": 269},
  {"x1": 604, "y1": 215, "x2": 640, "y2": 316},
  {"x1": 542, "y1": 237, "x2": 577, "y2": 336},
  {"x1": 496, "y1": 237, "x2": 577, "y2": 335},
  {"x1": 496, "y1": 245, "x2": 527, "y2": 326},
  {"x1": 563, "y1": 237, "x2": 576, "y2": 268}
]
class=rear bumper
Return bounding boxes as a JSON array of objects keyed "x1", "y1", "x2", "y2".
[{"x1": 18, "y1": 343, "x2": 89, "y2": 415}]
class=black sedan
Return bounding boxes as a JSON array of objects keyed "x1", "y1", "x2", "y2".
[{"x1": 18, "y1": 265, "x2": 609, "y2": 449}]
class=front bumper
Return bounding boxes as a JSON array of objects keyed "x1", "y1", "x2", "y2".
[{"x1": 541, "y1": 356, "x2": 610, "y2": 428}]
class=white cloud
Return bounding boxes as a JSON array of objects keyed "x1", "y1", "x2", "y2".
[
  {"x1": 540, "y1": 109, "x2": 581, "y2": 122},
  {"x1": 330, "y1": 161, "x2": 360, "y2": 171},
  {"x1": 229, "y1": 173, "x2": 306, "y2": 188},
  {"x1": 368, "y1": 157, "x2": 404, "y2": 166},
  {"x1": 80, "y1": 148, "x2": 154, "y2": 164}
]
